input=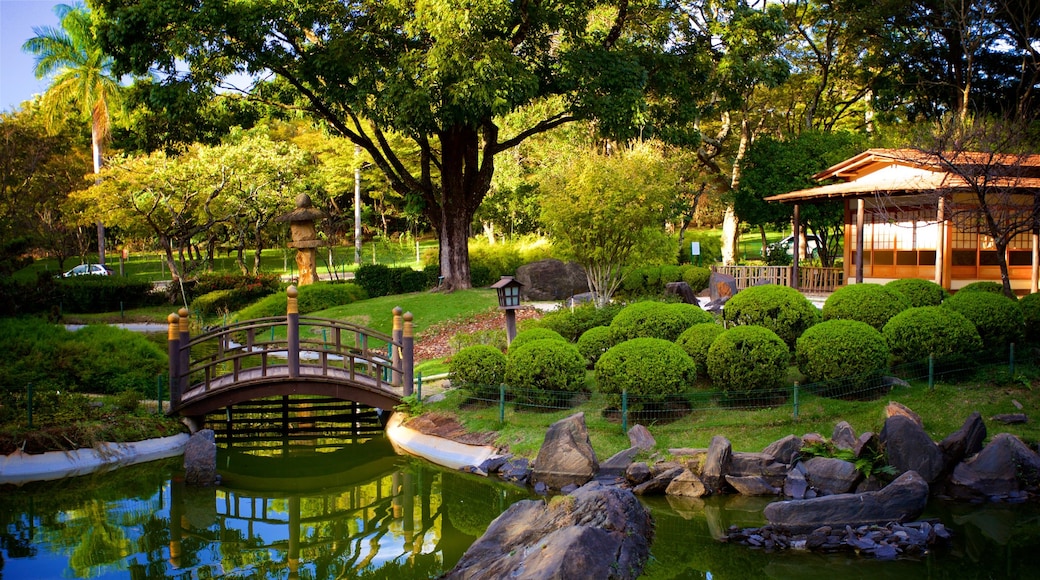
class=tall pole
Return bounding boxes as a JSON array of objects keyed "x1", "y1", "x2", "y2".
[
  {"x1": 355, "y1": 145, "x2": 363, "y2": 265},
  {"x1": 287, "y1": 286, "x2": 300, "y2": 378}
]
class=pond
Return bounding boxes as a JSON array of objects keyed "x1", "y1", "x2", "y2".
[{"x1": 2, "y1": 436, "x2": 1040, "y2": 579}]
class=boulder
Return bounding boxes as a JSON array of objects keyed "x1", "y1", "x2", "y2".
[
  {"x1": 665, "y1": 469, "x2": 708, "y2": 498},
  {"x1": 784, "y1": 462, "x2": 810, "y2": 499},
  {"x1": 764, "y1": 470, "x2": 930, "y2": 534},
  {"x1": 885, "y1": 401, "x2": 923, "y2": 427},
  {"x1": 832, "y1": 421, "x2": 857, "y2": 451},
  {"x1": 634, "y1": 466, "x2": 684, "y2": 496},
  {"x1": 701, "y1": 435, "x2": 733, "y2": 494},
  {"x1": 946, "y1": 433, "x2": 1040, "y2": 501},
  {"x1": 183, "y1": 429, "x2": 217, "y2": 487},
  {"x1": 880, "y1": 414, "x2": 945, "y2": 483},
  {"x1": 531, "y1": 413, "x2": 599, "y2": 490},
  {"x1": 729, "y1": 452, "x2": 788, "y2": 488},
  {"x1": 664, "y1": 282, "x2": 699, "y2": 305},
  {"x1": 853, "y1": 432, "x2": 879, "y2": 460},
  {"x1": 628, "y1": 424, "x2": 656, "y2": 450},
  {"x1": 515, "y1": 259, "x2": 589, "y2": 301},
  {"x1": 445, "y1": 483, "x2": 654, "y2": 580},
  {"x1": 938, "y1": 412, "x2": 986, "y2": 474},
  {"x1": 991, "y1": 413, "x2": 1029, "y2": 424},
  {"x1": 709, "y1": 272, "x2": 738, "y2": 302},
  {"x1": 762, "y1": 435, "x2": 803, "y2": 465},
  {"x1": 499, "y1": 457, "x2": 531, "y2": 484},
  {"x1": 600, "y1": 447, "x2": 640, "y2": 478},
  {"x1": 803, "y1": 457, "x2": 861, "y2": 495},
  {"x1": 725, "y1": 475, "x2": 781, "y2": 496},
  {"x1": 625, "y1": 462, "x2": 651, "y2": 485}
]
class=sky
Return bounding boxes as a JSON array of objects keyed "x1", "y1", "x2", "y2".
[{"x1": 1, "y1": 0, "x2": 65, "y2": 113}]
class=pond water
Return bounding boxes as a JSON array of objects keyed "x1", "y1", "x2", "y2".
[{"x1": 2, "y1": 436, "x2": 1040, "y2": 579}]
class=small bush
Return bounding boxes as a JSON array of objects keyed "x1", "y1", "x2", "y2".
[
  {"x1": 675, "y1": 322, "x2": 726, "y2": 377},
  {"x1": 191, "y1": 284, "x2": 277, "y2": 317},
  {"x1": 355, "y1": 265, "x2": 432, "y2": 297},
  {"x1": 944, "y1": 290, "x2": 1024, "y2": 349},
  {"x1": 236, "y1": 283, "x2": 368, "y2": 319},
  {"x1": 796, "y1": 319, "x2": 890, "y2": 397},
  {"x1": 958, "y1": 281, "x2": 1012, "y2": 297},
  {"x1": 449, "y1": 328, "x2": 507, "y2": 354},
  {"x1": 1020, "y1": 292, "x2": 1040, "y2": 343},
  {"x1": 595, "y1": 338, "x2": 696, "y2": 409},
  {"x1": 535, "y1": 302, "x2": 624, "y2": 342},
  {"x1": 577, "y1": 325, "x2": 616, "y2": 367},
  {"x1": 882, "y1": 306, "x2": 983, "y2": 364},
  {"x1": 610, "y1": 301, "x2": 714, "y2": 342},
  {"x1": 449, "y1": 345, "x2": 507, "y2": 399},
  {"x1": 885, "y1": 278, "x2": 949, "y2": 307},
  {"x1": 660, "y1": 265, "x2": 683, "y2": 284},
  {"x1": 680, "y1": 265, "x2": 711, "y2": 293},
  {"x1": 56, "y1": 276, "x2": 162, "y2": 313},
  {"x1": 707, "y1": 326, "x2": 790, "y2": 402},
  {"x1": 508, "y1": 328, "x2": 567, "y2": 352},
  {"x1": 504, "y1": 340, "x2": 586, "y2": 406},
  {"x1": 721, "y1": 284, "x2": 820, "y2": 349},
  {"x1": 822, "y1": 283, "x2": 910, "y2": 331},
  {"x1": 190, "y1": 272, "x2": 281, "y2": 296}
]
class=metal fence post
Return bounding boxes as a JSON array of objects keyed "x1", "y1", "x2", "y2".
[
  {"x1": 416, "y1": 373, "x2": 423, "y2": 402},
  {"x1": 792, "y1": 383, "x2": 799, "y2": 419},
  {"x1": 622, "y1": 389, "x2": 628, "y2": 434},
  {"x1": 499, "y1": 384, "x2": 506, "y2": 424},
  {"x1": 928, "y1": 353, "x2": 935, "y2": 390}
]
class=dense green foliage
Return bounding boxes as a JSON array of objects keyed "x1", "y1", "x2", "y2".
[
  {"x1": 235, "y1": 283, "x2": 367, "y2": 319},
  {"x1": 706, "y1": 325, "x2": 790, "y2": 400},
  {"x1": 355, "y1": 264, "x2": 433, "y2": 298},
  {"x1": 796, "y1": 319, "x2": 890, "y2": 391},
  {"x1": 620, "y1": 264, "x2": 712, "y2": 298},
  {"x1": 721, "y1": 284, "x2": 820, "y2": 349},
  {"x1": 822, "y1": 283, "x2": 910, "y2": 331},
  {"x1": 943, "y1": 290, "x2": 1024, "y2": 349},
  {"x1": 885, "y1": 278, "x2": 950, "y2": 307},
  {"x1": 535, "y1": 302, "x2": 624, "y2": 342},
  {"x1": 1020, "y1": 292, "x2": 1040, "y2": 343},
  {"x1": 188, "y1": 273, "x2": 282, "y2": 316},
  {"x1": 576, "y1": 325, "x2": 617, "y2": 368},
  {"x1": 508, "y1": 328, "x2": 567, "y2": 352},
  {"x1": 595, "y1": 338, "x2": 697, "y2": 408},
  {"x1": 610, "y1": 301, "x2": 714, "y2": 342},
  {"x1": 675, "y1": 322, "x2": 726, "y2": 378},
  {"x1": 957, "y1": 281, "x2": 1011, "y2": 297},
  {"x1": 882, "y1": 306, "x2": 983, "y2": 364},
  {"x1": 504, "y1": 340, "x2": 586, "y2": 406},
  {"x1": 449, "y1": 345, "x2": 507, "y2": 399}
]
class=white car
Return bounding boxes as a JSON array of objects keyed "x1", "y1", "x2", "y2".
[
  {"x1": 777, "y1": 235, "x2": 822, "y2": 256},
  {"x1": 63, "y1": 263, "x2": 112, "y2": 277}
]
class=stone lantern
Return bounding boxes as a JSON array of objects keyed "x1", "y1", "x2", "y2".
[
  {"x1": 490, "y1": 275, "x2": 524, "y2": 345},
  {"x1": 276, "y1": 194, "x2": 326, "y2": 285}
]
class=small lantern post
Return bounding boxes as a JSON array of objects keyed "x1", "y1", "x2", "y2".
[{"x1": 490, "y1": 276, "x2": 524, "y2": 345}]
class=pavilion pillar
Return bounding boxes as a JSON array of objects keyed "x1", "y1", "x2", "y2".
[
  {"x1": 792, "y1": 204, "x2": 801, "y2": 289},
  {"x1": 1032, "y1": 229, "x2": 1039, "y2": 294},
  {"x1": 856, "y1": 199, "x2": 865, "y2": 283},
  {"x1": 935, "y1": 197, "x2": 946, "y2": 288}
]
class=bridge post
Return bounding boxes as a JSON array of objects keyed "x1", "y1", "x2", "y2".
[
  {"x1": 403, "y1": 312, "x2": 414, "y2": 396},
  {"x1": 287, "y1": 286, "x2": 300, "y2": 378},
  {"x1": 178, "y1": 307, "x2": 190, "y2": 401},
  {"x1": 167, "y1": 313, "x2": 181, "y2": 409},
  {"x1": 392, "y1": 307, "x2": 403, "y2": 387}
]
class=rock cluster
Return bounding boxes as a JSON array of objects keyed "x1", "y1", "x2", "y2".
[{"x1": 724, "y1": 520, "x2": 952, "y2": 560}]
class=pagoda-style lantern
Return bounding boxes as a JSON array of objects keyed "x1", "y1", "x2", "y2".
[
  {"x1": 276, "y1": 194, "x2": 326, "y2": 285},
  {"x1": 490, "y1": 276, "x2": 524, "y2": 344}
]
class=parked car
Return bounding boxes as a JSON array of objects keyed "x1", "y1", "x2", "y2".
[
  {"x1": 776, "y1": 234, "x2": 822, "y2": 257},
  {"x1": 62, "y1": 263, "x2": 112, "y2": 277}
]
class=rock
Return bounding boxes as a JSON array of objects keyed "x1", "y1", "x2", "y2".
[
  {"x1": 763, "y1": 435, "x2": 803, "y2": 464},
  {"x1": 183, "y1": 429, "x2": 217, "y2": 486},
  {"x1": 802, "y1": 457, "x2": 861, "y2": 495},
  {"x1": 880, "y1": 414, "x2": 944, "y2": 483},
  {"x1": 445, "y1": 484, "x2": 654, "y2": 580},
  {"x1": 938, "y1": 412, "x2": 986, "y2": 474},
  {"x1": 665, "y1": 469, "x2": 708, "y2": 497},
  {"x1": 946, "y1": 433, "x2": 1040, "y2": 500},
  {"x1": 664, "y1": 282, "x2": 699, "y2": 305},
  {"x1": 625, "y1": 462, "x2": 651, "y2": 485},
  {"x1": 853, "y1": 432, "x2": 879, "y2": 459},
  {"x1": 499, "y1": 457, "x2": 531, "y2": 484},
  {"x1": 729, "y1": 452, "x2": 788, "y2": 488},
  {"x1": 515, "y1": 259, "x2": 589, "y2": 301},
  {"x1": 764, "y1": 470, "x2": 930, "y2": 534},
  {"x1": 709, "y1": 272, "x2": 738, "y2": 302},
  {"x1": 991, "y1": 413, "x2": 1029, "y2": 424},
  {"x1": 628, "y1": 424, "x2": 656, "y2": 450},
  {"x1": 725, "y1": 475, "x2": 781, "y2": 496},
  {"x1": 600, "y1": 447, "x2": 640, "y2": 477},
  {"x1": 701, "y1": 435, "x2": 733, "y2": 494},
  {"x1": 784, "y1": 462, "x2": 809, "y2": 499},
  {"x1": 885, "y1": 401, "x2": 923, "y2": 427},
  {"x1": 832, "y1": 421, "x2": 857, "y2": 451},
  {"x1": 633, "y1": 466, "x2": 683, "y2": 496},
  {"x1": 478, "y1": 455, "x2": 510, "y2": 474},
  {"x1": 802, "y1": 433, "x2": 826, "y2": 446},
  {"x1": 531, "y1": 413, "x2": 599, "y2": 490}
]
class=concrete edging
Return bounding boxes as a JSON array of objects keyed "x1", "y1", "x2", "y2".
[{"x1": 384, "y1": 412, "x2": 501, "y2": 471}]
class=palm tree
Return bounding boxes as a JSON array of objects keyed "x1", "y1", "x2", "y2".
[{"x1": 23, "y1": 2, "x2": 122, "y2": 265}]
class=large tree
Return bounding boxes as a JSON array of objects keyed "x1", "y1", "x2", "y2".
[
  {"x1": 23, "y1": 2, "x2": 123, "y2": 266},
  {"x1": 92, "y1": 0, "x2": 704, "y2": 289}
]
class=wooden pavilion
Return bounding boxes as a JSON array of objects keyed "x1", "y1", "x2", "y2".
[{"x1": 765, "y1": 148, "x2": 1040, "y2": 294}]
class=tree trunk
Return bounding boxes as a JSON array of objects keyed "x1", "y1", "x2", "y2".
[
  {"x1": 433, "y1": 125, "x2": 489, "y2": 290},
  {"x1": 91, "y1": 124, "x2": 106, "y2": 266}
]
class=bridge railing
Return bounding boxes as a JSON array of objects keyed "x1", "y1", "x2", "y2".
[{"x1": 167, "y1": 286, "x2": 414, "y2": 410}]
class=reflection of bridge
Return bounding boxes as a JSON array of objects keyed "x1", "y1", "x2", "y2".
[{"x1": 166, "y1": 286, "x2": 414, "y2": 428}]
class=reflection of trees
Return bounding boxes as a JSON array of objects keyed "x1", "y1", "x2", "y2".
[{"x1": 69, "y1": 501, "x2": 132, "y2": 577}]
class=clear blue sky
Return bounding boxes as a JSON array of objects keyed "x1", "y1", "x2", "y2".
[{"x1": 1, "y1": 0, "x2": 64, "y2": 113}]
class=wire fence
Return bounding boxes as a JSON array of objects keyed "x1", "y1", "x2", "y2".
[{"x1": 432, "y1": 342, "x2": 1037, "y2": 434}]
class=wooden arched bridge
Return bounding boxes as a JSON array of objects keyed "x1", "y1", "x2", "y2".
[{"x1": 166, "y1": 286, "x2": 414, "y2": 425}]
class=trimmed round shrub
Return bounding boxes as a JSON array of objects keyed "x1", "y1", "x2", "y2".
[
  {"x1": 680, "y1": 265, "x2": 711, "y2": 293},
  {"x1": 795, "y1": 319, "x2": 890, "y2": 398},
  {"x1": 508, "y1": 327, "x2": 567, "y2": 352},
  {"x1": 822, "y1": 283, "x2": 910, "y2": 331},
  {"x1": 449, "y1": 345, "x2": 507, "y2": 399},
  {"x1": 885, "y1": 278, "x2": 950, "y2": 307},
  {"x1": 535, "y1": 302, "x2": 624, "y2": 342},
  {"x1": 577, "y1": 325, "x2": 616, "y2": 367},
  {"x1": 721, "y1": 284, "x2": 821, "y2": 349},
  {"x1": 595, "y1": 338, "x2": 696, "y2": 409},
  {"x1": 706, "y1": 326, "x2": 790, "y2": 401},
  {"x1": 957, "y1": 281, "x2": 1013, "y2": 298},
  {"x1": 675, "y1": 322, "x2": 726, "y2": 378},
  {"x1": 610, "y1": 301, "x2": 713, "y2": 342},
  {"x1": 1020, "y1": 292, "x2": 1040, "y2": 342},
  {"x1": 882, "y1": 306, "x2": 982, "y2": 364},
  {"x1": 944, "y1": 290, "x2": 1024, "y2": 349},
  {"x1": 660, "y1": 265, "x2": 683, "y2": 283},
  {"x1": 504, "y1": 339, "x2": 587, "y2": 406}
]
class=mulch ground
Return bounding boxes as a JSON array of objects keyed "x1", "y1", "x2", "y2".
[{"x1": 412, "y1": 306, "x2": 543, "y2": 362}]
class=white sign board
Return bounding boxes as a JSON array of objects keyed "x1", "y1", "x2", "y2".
[{"x1": 691, "y1": 242, "x2": 701, "y2": 256}]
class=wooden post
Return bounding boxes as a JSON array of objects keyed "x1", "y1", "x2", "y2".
[
  {"x1": 287, "y1": 285, "x2": 300, "y2": 378},
  {"x1": 403, "y1": 312, "x2": 414, "y2": 397},
  {"x1": 792, "y1": 204, "x2": 801, "y2": 289},
  {"x1": 856, "y1": 198, "x2": 865, "y2": 283},
  {"x1": 936, "y1": 197, "x2": 946, "y2": 287},
  {"x1": 1032, "y1": 229, "x2": 1039, "y2": 294},
  {"x1": 167, "y1": 313, "x2": 181, "y2": 409},
  {"x1": 178, "y1": 307, "x2": 190, "y2": 399},
  {"x1": 392, "y1": 307, "x2": 403, "y2": 387}
]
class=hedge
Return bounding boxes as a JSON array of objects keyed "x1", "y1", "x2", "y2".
[
  {"x1": 449, "y1": 345, "x2": 507, "y2": 399},
  {"x1": 504, "y1": 339, "x2": 587, "y2": 406},
  {"x1": 882, "y1": 306, "x2": 982, "y2": 364},
  {"x1": 943, "y1": 290, "x2": 1024, "y2": 349},
  {"x1": 795, "y1": 319, "x2": 890, "y2": 396},
  {"x1": 595, "y1": 338, "x2": 697, "y2": 409},
  {"x1": 721, "y1": 284, "x2": 820, "y2": 349},
  {"x1": 822, "y1": 283, "x2": 910, "y2": 331},
  {"x1": 577, "y1": 325, "x2": 616, "y2": 368},
  {"x1": 706, "y1": 325, "x2": 790, "y2": 401},
  {"x1": 885, "y1": 278, "x2": 949, "y2": 307},
  {"x1": 610, "y1": 301, "x2": 714, "y2": 342},
  {"x1": 675, "y1": 322, "x2": 726, "y2": 378},
  {"x1": 508, "y1": 328, "x2": 567, "y2": 352}
]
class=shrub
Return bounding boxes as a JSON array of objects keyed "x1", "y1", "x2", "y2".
[
  {"x1": 660, "y1": 265, "x2": 683, "y2": 284},
  {"x1": 449, "y1": 328, "x2": 508, "y2": 354},
  {"x1": 469, "y1": 239, "x2": 524, "y2": 282},
  {"x1": 943, "y1": 290, "x2": 1024, "y2": 349},
  {"x1": 56, "y1": 276, "x2": 162, "y2": 313},
  {"x1": 595, "y1": 338, "x2": 696, "y2": 409},
  {"x1": 504, "y1": 340, "x2": 586, "y2": 406},
  {"x1": 355, "y1": 265, "x2": 432, "y2": 297},
  {"x1": 796, "y1": 319, "x2": 890, "y2": 397},
  {"x1": 191, "y1": 285, "x2": 277, "y2": 318},
  {"x1": 65, "y1": 325, "x2": 169, "y2": 395},
  {"x1": 190, "y1": 272, "x2": 281, "y2": 296},
  {"x1": 1020, "y1": 292, "x2": 1040, "y2": 343},
  {"x1": 706, "y1": 326, "x2": 790, "y2": 401},
  {"x1": 236, "y1": 283, "x2": 368, "y2": 319},
  {"x1": 882, "y1": 306, "x2": 983, "y2": 364},
  {"x1": 675, "y1": 322, "x2": 726, "y2": 377},
  {"x1": 680, "y1": 265, "x2": 711, "y2": 293},
  {"x1": 449, "y1": 345, "x2": 507, "y2": 399},
  {"x1": 822, "y1": 283, "x2": 910, "y2": 331},
  {"x1": 535, "y1": 302, "x2": 624, "y2": 342},
  {"x1": 577, "y1": 325, "x2": 616, "y2": 367},
  {"x1": 508, "y1": 327, "x2": 567, "y2": 352},
  {"x1": 885, "y1": 278, "x2": 950, "y2": 307},
  {"x1": 721, "y1": 284, "x2": 820, "y2": 349},
  {"x1": 610, "y1": 301, "x2": 713, "y2": 342},
  {"x1": 958, "y1": 281, "x2": 1012, "y2": 297}
]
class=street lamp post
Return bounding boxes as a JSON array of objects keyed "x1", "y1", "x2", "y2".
[{"x1": 490, "y1": 276, "x2": 524, "y2": 345}]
